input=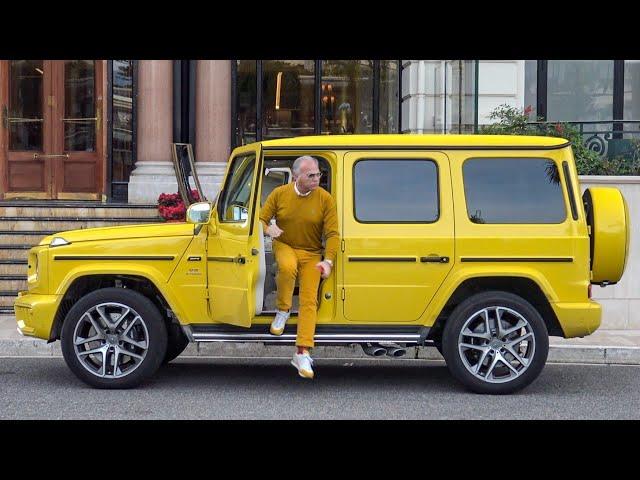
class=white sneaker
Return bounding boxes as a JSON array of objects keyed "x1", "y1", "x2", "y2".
[
  {"x1": 291, "y1": 351, "x2": 314, "y2": 379},
  {"x1": 270, "y1": 310, "x2": 290, "y2": 335}
]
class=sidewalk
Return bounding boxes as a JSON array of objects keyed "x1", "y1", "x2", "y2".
[{"x1": 2, "y1": 314, "x2": 640, "y2": 364}]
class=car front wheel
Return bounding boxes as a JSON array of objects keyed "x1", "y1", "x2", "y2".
[{"x1": 61, "y1": 288, "x2": 168, "y2": 389}]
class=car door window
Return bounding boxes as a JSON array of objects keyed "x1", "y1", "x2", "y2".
[{"x1": 218, "y1": 154, "x2": 256, "y2": 222}]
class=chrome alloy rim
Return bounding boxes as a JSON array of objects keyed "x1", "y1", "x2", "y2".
[
  {"x1": 457, "y1": 306, "x2": 535, "y2": 384},
  {"x1": 73, "y1": 302, "x2": 149, "y2": 379}
]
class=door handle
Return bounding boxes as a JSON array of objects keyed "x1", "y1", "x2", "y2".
[
  {"x1": 33, "y1": 153, "x2": 69, "y2": 159},
  {"x1": 251, "y1": 248, "x2": 259, "y2": 256},
  {"x1": 420, "y1": 255, "x2": 449, "y2": 263}
]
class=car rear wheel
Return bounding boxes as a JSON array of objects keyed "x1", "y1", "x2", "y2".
[
  {"x1": 61, "y1": 288, "x2": 167, "y2": 389},
  {"x1": 442, "y1": 291, "x2": 549, "y2": 394}
]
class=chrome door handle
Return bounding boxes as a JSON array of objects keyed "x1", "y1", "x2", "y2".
[{"x1": 420, "y1": 255, "x2": 449, "y2": 263}]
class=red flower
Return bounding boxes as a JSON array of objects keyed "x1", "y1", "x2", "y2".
[
  {"x1": 555, "y1": 123, "x2": 564, "y2": 134},
  {"x1": 157, "y1": 189, "x2": 202, "y2": 221},
  {"x1": 524, "y1": 105, "x2": 532, "y2": 116}
]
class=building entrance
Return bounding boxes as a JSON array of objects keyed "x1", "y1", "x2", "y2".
[{"x1": 0, "y1": 60, "x2": 104, "y2": 199}]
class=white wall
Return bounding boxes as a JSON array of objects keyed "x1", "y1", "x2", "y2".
[
  {"x1": 401, "y1": 60, "x2": 466, "y2": 133},
  {"x1": 477, "y1": 60, "x2": 525, "y2": 124}
]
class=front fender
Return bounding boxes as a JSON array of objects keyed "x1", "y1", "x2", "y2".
[{"x1": 54, "y1": 265, "x2": 188, "y2": 324}]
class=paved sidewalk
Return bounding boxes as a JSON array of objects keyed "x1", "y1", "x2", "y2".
[{"x1": 2, "y1": 314, "x2": 640, "y2": 364}]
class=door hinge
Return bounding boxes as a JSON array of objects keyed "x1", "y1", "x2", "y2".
[
  {"x1": 341, "y1": 239, "x2": 345, "y2": 252},
  {"x1": 47, "y1": 96, "x2": 56, "y2": 108},
  {"x1": 341, "y1": 288, "x2": 345, "y2": 301}
]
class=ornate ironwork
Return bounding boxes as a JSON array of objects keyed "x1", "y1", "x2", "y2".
[{"x1": 527, "y1": 120, "x2": 640, "y2": 160}]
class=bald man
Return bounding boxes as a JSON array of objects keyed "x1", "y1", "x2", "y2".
[{"x1": 259, "y1": 156, "x2": 339, "y2": 379}]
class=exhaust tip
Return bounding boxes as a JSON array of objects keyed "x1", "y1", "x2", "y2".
[
  {"x1": 387, "y1": 348, "x2": 406, "y2": 358},
  {"x1": 361, "y1": 343, "x2": 387, "y2": 357}
]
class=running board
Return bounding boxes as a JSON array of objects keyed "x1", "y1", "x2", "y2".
[{"x1": 184, "y1": 324, "x2": 433, "y2": 346}]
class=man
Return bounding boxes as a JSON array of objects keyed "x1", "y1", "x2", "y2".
[{"x1": 259, "y1": 155, "x2": 339, "y2": 379}]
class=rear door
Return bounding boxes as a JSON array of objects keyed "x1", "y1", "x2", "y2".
[{"x1": 342, "y1": 151, "x2": 455, "y2": 322}]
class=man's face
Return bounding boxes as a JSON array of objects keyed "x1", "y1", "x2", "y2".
[{"x1": 296, "y1": 159, "x2": 321, "y2": 192}]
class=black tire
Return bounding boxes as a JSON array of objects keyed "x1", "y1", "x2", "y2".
[
  {"x1": 441, "y1": 291, "x2": 549, "y2": 395},
  {"x1": 61, "y1": 288, "x2": 168, "y2": 389},
  {"x1": 162, "y1": 322, "x2": 190, "y2": 364}
]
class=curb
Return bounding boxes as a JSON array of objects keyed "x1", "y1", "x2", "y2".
[{"x1": 2, "y1": 338, "x2": 640, "y2": 365}]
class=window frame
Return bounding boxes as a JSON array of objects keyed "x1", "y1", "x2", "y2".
[
  {"x1": 217, "y1": 153, "x2": 258, "y2": 224},
  {"x1": 461, "y1": 156, "x2": 568, "y2": 225},
  {"x1": 352, "y1": 158, "x2": 441, "y2": 225}
]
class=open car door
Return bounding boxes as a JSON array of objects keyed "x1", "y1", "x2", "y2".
[
  {"x1": 171, "y1": 143, "x2": 206, "y2": 205},
  {"x1": 206, "y1": 144, "x2": 263, "y2": 327}
]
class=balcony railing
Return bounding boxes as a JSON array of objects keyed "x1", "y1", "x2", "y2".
[{"x1": 526, "y1": 120, "x2": 640, "y2": 160}]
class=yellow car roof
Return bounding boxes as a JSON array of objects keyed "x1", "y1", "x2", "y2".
[{"x1": 259, "y1": 134, "x2": 569, "y2": 149}]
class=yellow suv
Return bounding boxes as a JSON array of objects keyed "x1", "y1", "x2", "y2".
[{"x1": 14, "y1": 135, "x2": 629, "y2": 394}]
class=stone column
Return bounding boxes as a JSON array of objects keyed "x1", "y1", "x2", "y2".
[
  {"x1": 127, "y1": 60, "x2": 177, "y2": 204},
  {"x1": 195, "y1": 60, "x2": 232, "y2": 201}
]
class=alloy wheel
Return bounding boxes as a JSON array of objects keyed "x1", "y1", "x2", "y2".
[
  {"x1": 72, "y1": 302, "x2": 149, "y2": 379},
  {"x1": 457, "y1": 306, "x2": 535, "y2": 384}
]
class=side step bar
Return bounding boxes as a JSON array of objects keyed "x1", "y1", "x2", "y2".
[{"x1": 184, "y1": 324, "x2": 433, "y2": 346}]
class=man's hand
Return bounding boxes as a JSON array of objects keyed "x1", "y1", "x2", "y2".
[
  {"x1": 266, "y1": 223, "x2": 284, "y2": 238},
  {"x1": 316, "y1": 260, "x2": 332, "y2": 279}
]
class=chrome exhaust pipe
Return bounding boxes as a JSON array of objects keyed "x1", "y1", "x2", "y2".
[
  {"x1": 386, "y1": 346, "x2": 407, "y2": 357},
  {"x1": 361, "y1": 343, "x2": 387, "y2": 357}
]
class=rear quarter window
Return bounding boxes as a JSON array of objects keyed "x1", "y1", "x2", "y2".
[{"x1": 462, "y1": 158, "x2": 566, "y2": 224}]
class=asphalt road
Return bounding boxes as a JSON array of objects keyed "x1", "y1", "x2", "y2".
[{"x1": 1, "y1": 357, "x2": 639, "y2": 420}]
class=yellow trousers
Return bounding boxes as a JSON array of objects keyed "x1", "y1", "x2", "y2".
[{"x1": 273, "y1": 240, "x2": 322, "y2": 348}]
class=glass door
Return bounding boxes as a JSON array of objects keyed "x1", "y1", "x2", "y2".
[{"x1": 1, "y1": 60, "x2": 104, "y2": 199}]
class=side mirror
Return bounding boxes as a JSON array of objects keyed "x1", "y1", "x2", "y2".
[{"x1": 186, "y1": 202, "x2": 212, "y2": 224}]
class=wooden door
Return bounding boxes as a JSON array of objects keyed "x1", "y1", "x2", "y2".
[{"x1": 0, "y1": 60, "x2": 104, "y2": 200}]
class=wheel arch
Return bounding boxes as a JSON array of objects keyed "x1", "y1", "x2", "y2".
[
  {"x1": 49, "y1": 274, "x2": 177, "y2": 342},
  {"x1": 427, "y1": 276, "x2": 564, "y2": 345}
]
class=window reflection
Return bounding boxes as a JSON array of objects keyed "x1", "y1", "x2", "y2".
[
  {"x1": 379, "y1": 61, "x2": 398, "y2": 133},
  {"x1": 9, "y1": 60, "x2": 43, "y2": 151},
  {"x1": 463, "y1": 158, "x2": 566, "y2": 224},
  {"x1": 64, "y1": 60, "x2": 96, "y2": 151},
  {"x1": 111, "y1": 61, "x2": 133, "y2": 189},
  {"x1": 548, "y1": 61, "x2": 613, "y2": 128},
  {"x1": 321, "y1": 60, "x2": 373, "y2": 134},
  {"x1": 233, "y1": 60, "x2": 400, "y2": 146},
  {"x1": 262, "y1": 60, "x2": 315, "y2": 140},
  {"x1": 625, "y1": 60, "x2": 640, "y2": 121},
  {"x1": 236, "y1": 60, "x2": 257, "y2": 146},
  {"x1": 354, "y1": 160, "x2": 439, "y2": 222}
]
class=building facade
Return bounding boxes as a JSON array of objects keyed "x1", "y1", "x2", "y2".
[{"x1": 1, "y1": 59, "x2": 638, "y2": 204}]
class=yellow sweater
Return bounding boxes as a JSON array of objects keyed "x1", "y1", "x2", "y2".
[{"x1": 259, "y1": 183, "x2": 340, "y2": 263}]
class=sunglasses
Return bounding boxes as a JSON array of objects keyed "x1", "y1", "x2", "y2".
[{"x1": 304, "y1": 172, "x2": 323, "y2": 179}]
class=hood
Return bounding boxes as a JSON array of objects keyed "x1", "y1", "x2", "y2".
[{"x1": 39, "y1": 222, "x2": 195, "y2": 246}]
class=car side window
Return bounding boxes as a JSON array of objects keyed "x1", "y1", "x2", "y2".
[
  {"x1": 218, "y1": 154, "x2": 256, "y2": 223},
  {"x1": 462, "y1": 158, "x2": 566, "y2": 224},
  {"x1": 353, "y1": 159, "x2": 439, "y2": 223}
]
